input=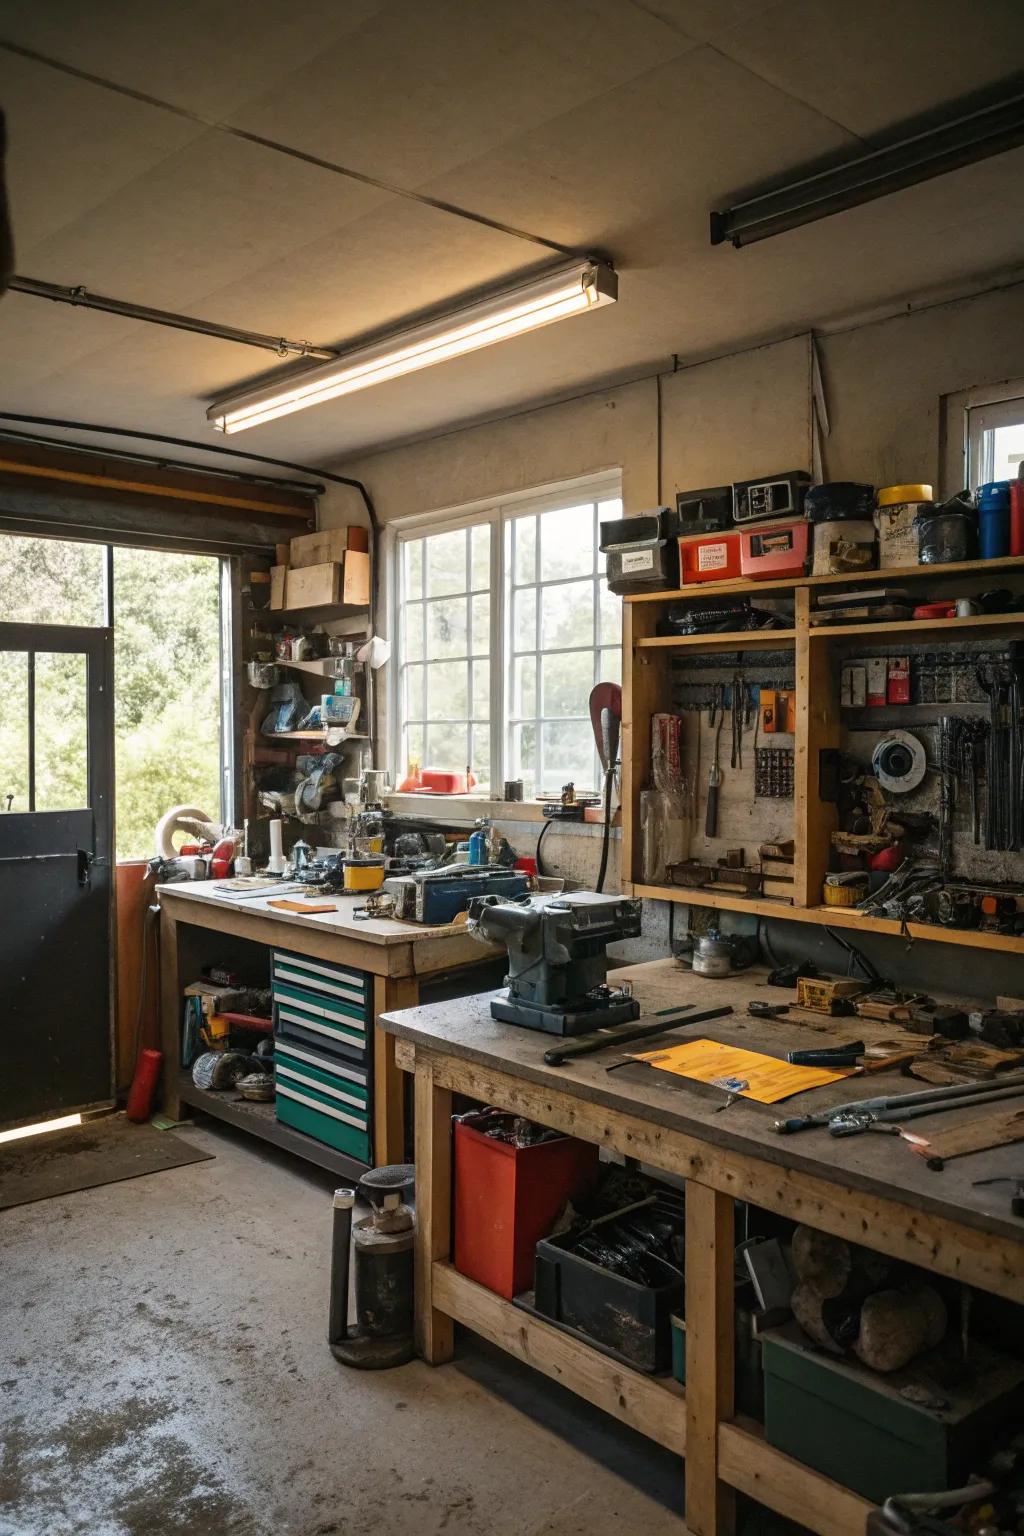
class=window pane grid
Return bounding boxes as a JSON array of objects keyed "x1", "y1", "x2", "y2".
[{"x1": 395, "y1": 486, "x2": 620, "y2": 793}]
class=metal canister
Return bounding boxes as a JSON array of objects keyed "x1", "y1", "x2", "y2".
[
  {"x1": 875, "y1": 484, "x2": 933, "y2": 568},
  {"x1": 692, "y1": 930, "x2": 735, "y2": 978},
  {"x1": 917, "y1": 509, "x2": 974, "y2": 564}
]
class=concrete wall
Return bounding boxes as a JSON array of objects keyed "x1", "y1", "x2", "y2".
[
  {"x1": 318, "y1": 277, "x2": 1024, "y2": 989},
  {"x1": 322, "y1": 279, "x2": 1024, "y2": 530},
  {"x1": 818, "y1": 281, "x2": 1024, "y2": 492}
]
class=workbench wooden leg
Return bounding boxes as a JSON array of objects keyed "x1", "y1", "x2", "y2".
[
  {"x1": 373, "y1": 976, "x2": 417, "y2": 1166},
  {"x1": 158, "y1": 906, "x2": 183, "y2": 1120},
  {"x1": 685, "y1": 1181, "x2": 736, "y2": 1536},
  {"x1": 413, "y1": 1058, "x2": 454, "y2": 1364}
]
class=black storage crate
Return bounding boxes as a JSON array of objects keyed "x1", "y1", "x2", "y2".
[{"x1": 533, "y1": 1227, "x2": 683, "y2": 1373}]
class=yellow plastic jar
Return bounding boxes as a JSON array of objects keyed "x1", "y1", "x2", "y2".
[{"x1": 875, "y1": 483, "x2": 933, "y2": 568}]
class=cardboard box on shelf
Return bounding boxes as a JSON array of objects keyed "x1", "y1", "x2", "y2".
[
  {"x1": 270, "y1": 550, "x2": 370, "y2": 611},
  {"x1": 289, "y1": 526, "x2": 369, "y2": 568}
]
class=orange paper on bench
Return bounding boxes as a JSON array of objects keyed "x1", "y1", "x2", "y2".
[{"x1": 631, "y1": 1037, "x2": 853, "y2": 1103}]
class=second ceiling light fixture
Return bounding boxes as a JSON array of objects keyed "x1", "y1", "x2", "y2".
[{"x1": 208, "y1": 260, "x2": 618, "y2": 434}]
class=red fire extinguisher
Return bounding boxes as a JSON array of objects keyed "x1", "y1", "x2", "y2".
[{"x1": 126, "y1": 1048, "x2": 163, "y2": 1122}]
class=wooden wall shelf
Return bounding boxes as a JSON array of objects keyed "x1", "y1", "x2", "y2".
[
  {"x1": 636, "y1": 629, "x2": 796, "y2": 651},
  {"x1": 809, "y1": 611, "x2": 1024, "y2": 642},
  {"x1": 621, "y1": 559, "x2": 1024, "y2": 956},
  {"x1": 629, "y1": 883, "x2": 1024, "y2": 955},
  {"x1": 624, "y1": 553, "x2": 1024, "y2": 605}
]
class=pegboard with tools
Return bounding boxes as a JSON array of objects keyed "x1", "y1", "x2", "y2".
[
  {"x1": 623, "y1": 555, "x2": 1024, "y2": 947},
  {"x1": 661, "y1": 648, "x2": 797, "y2": 866}
]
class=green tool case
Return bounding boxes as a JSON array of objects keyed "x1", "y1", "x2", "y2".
[
  {"x1": 274, "y1": 1038, "x2": 372, "y2": 1165},
  {"x1": 762, "y1": 1321, "x2": 1024, "y2": 1505},
  {"x1": 271, "y1": 949, "x2": 370, "y2": 1064},
  {"x1": 272, "y1": 951, "x2": 373, "y2": 1164}
]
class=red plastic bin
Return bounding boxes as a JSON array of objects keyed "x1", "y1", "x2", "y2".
[
  {"x1": 678, "y1": 531, "x2": 741, "y2": 584},
  {"x1": 454, "y1": 1111, "x2": 599, "y2": 1300}
]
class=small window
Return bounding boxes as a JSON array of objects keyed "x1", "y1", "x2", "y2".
[
  {"x1": 396, "y1": 524, "x2": 493, "y2": 794},
  {"x1": 967, "y1": 393, "x2": 1024, "y2": 488},
  {"x1": 393, "y1": 476, "x2": 622, "y2": 796},
  {"x1": 505, "y1": 494, "x2": 622, "y2": 797}
]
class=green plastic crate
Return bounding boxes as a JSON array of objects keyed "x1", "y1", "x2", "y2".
[{"x1": 762, "y1": 1321, "x2": 1024, "y2": 1506}]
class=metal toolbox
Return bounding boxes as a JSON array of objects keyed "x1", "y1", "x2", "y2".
[
  {"x1": 739, "y1": 519, "x2": 809, "y2": 578},
  {"x1": 733, "y1": 470, "x2": 811, "y2": 525},
  {"x1": 600, "y1": 508, "x2": 679, "y2": 594},
  {"x1": 675, "y1": 484, "x2": 733, "y2": 537},
  {"x1": 274, "y1": 1037, "x2": 371, "y2": 1165},
  {"x1": 271, "y1": 950, "x2": 371, "y2": 1064}
]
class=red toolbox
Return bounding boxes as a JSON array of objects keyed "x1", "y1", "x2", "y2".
[
  {"x1": 739, "y1": 519, "x2": 809, "y2": 579},
  {"x1": 454, "y1": 1110, "x2": 599, "y2": 1299},
  {"x1": 678, "y1": 531, "x2": 741, "y2": 584}
]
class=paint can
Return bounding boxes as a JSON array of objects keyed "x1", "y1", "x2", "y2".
[{"x1": 875, "y1": 484, "x2": 932, "y2": 568}]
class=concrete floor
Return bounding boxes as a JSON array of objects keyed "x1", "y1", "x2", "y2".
[{"x1": 0, "y1": 1117, "x2": 708, "y2": 1536}]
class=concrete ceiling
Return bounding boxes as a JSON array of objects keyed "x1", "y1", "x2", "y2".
[{"x1": 1, "y1": 0, "x2": 1023, "y2": 471}]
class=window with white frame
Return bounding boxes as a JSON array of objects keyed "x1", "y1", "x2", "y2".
[
  {"x1": 393, "y1": 476, "x2": 623, "y2": 797},
  {"x1": 967, "y1": 392, "x2": 1024, "y2": 488}
]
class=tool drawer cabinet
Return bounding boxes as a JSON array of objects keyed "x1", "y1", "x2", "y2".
[
  {"x1": 272, "y1": 950, "x2": 373, "y2": 1163},
  {"x1": 271, "y1": 950, "x2": 371, "y2": 1063}
]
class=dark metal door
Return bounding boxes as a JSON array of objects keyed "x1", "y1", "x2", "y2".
[{"x1": 0, "y1": 623, "x2": 114, "y2": 1128}]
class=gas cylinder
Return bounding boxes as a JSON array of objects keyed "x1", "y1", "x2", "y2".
[{"x1": 328, "y1": 1164, "x2": 415, "y2": 1369}]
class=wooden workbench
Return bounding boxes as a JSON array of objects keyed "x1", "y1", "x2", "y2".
[
  {"x1": 380, "y1": 959, "x2": 1024, "y2": 1536},
  {"x1": 159, "y1": 881, "x2": 497, "y2": 1169}
]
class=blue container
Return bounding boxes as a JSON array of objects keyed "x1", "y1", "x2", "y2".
[
  {"x1": 467, "y1": 827, "x2": 488, "y2": 866},
  {"x1": 977, "y1": 480, "x2": 1011, "y2": 559}
]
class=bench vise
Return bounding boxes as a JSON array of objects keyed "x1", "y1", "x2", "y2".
[{"x1": 468, "y1": 891, "x2": 642, "y2": 1036}]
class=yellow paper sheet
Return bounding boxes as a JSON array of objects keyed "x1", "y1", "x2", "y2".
[{"x1": 632, "y1": 1037, "x2": 852, "y2": 1104}]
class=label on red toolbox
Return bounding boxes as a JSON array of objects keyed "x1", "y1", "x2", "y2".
[
  {"x1": 887, "y1": 656, "x2": 910, "y2": 704},
  {"x1": 749, "y1": 528, "x2": 796, "y2": 556},
  {"x1": 697, "y1": 542, "x2": 730, "y2": 571},
  {"x1": 620, "y1": 549, "x2": 655, "y2": 573}
]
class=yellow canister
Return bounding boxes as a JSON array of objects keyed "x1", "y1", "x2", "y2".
[
  {"x1": 822, "y1": 875, "x2": 868, "y2": 906},
  {"x1": 344, "y1": 856, "x2": 386, "y2": 892},
  {"x1": 875, "y1": 484, "x2": 933, "y2": 569}
]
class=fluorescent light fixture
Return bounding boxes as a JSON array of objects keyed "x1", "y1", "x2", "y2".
[
  {"x1": 208, "y1": 260, "x2": 617, "y2": 433},
  {"x1": 711, "y1": 90, "x2": 1024, "y2": 247},
  {"x1": 0, "y1": 1112, "x2": 82, "y2": 1145}
]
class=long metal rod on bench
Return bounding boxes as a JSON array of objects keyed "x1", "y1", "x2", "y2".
[{"x1": 544, "y1": 1005, "x2": 733, "y2": 1067}]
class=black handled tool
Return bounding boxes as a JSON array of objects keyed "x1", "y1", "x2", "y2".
[
  {"x1": 705, "y1": 700, "x2": 724, "y2": 838},
  {"x1": 544, "y1": 1005, "x2": 733, "y2": 1067},
  {"x1": 748, "y1": 1001, "x2": 789, "y2": 1018},
  {"x1": 787, "y1": 1041, "x2": 865, "y2": 1068}
]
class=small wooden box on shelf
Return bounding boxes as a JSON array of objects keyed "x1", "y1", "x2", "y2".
[{"x1": 620, "y1": 554, "x2": 1024, "y2": 956}]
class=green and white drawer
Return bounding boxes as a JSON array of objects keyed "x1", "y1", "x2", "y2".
[
  {"x1": 271, "y1": 950, "x2": 371, "y2": 1065},
  {"x1": 274, "y1": 1040, "x2": 372, "y2": 1165}
]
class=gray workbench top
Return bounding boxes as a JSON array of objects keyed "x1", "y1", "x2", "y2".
[
  {"x1": 380, "y1": 958, "x2": 1024, "y2": 1249},
  {"x1": 158, "y1": 879, "x2": 493, "y2": 950}
]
